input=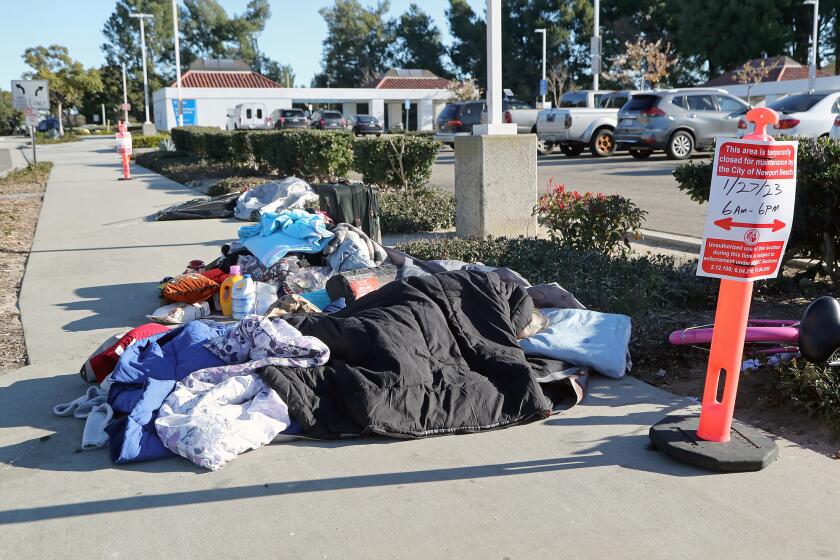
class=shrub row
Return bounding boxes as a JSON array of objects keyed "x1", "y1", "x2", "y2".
[
  {"x1": 353, "y1": 134, "x2": 440, "y2": 190},
  {"x1": 169, "y1": 126, "x2": 441, "y2": 188},
  {"x1": 379, "y1": 187, "x2": 455, "y2": 233},
  {"x1": 132, "y1": 133, "x2": 170, "y2": 149},
  {"x1": 673, "y1": 136, "x2": 840, "y2": 283}
]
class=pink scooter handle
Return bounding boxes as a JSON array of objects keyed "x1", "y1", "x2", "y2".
[{"x1": 669, "y1": 326, "x2": 800, "y2": 346}]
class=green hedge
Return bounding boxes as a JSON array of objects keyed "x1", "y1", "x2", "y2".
[
  {"x1": 250, "y1": 129, "x2": 354, "y2": 182},
  {"x1": 132, "y1": 133, "x2": 170, "y2": 149},
  {"x1": 379, "y1": 187, "x2": 455, "y2": 233},
  {"x1": 352, "y1": 134, "x2": 441, "y2": 190},
  {"x1": 170, "y1": 127, "x2": 440, "y2": 188},
  {"x1": 674, "y1": 137, "x2": 840, "y2": 283},
  {"x1": 170, "y1": 126, "x2": 214, "y2": 157}
]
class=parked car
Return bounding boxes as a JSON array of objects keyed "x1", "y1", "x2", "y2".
[
  {"x1": 226, "y1": 103, "x2": 273, "y2": 130},
  {"x1": 435, "y1": 99, "x2": 540, "y2": 146},
  {"x1": 36, "y1": 117, "x2": 60, "y2": 133},
  {"x1": 272, "y1": 108, "x2": 309, "y2": 129},
  {"x1": 498, "y1": 99, "x2": 542, "y2": 134},
  {"x1": 738, "y1": 91, "x2": 840, "y2": 139},
  {"x1": 614, "y1": 89, "x2": 749, "y2": 159},
  {"x1": 434, "y1": 100, "x2": 485, "y2": 145},
  {"x1": 536, "y1": 90, "x2": 641, "y2": 157},
  {"x1": 557, "y1": 90, "x2": 613, "y2": 109},
  {"x1": 349, "y1": 114, "x2": 383, "y2": 136},
  {"x1": 310, "y1": 110, "x2": 346, "y2": 130}
]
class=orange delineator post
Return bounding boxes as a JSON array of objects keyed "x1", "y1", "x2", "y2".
[
  {"x1": 696, "y1": 279, "x2": 754, "y2": 442},
  {"x1": 695, "y1": 107, "x2": 778, "y2": 443},
  {"x1": 120, "y1": 152, "x2": 131, "y2": 180}
]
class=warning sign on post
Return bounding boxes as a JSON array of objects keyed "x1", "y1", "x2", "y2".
[{"x1": 697, "y1": 139, "x2": 797, "y2": 282}]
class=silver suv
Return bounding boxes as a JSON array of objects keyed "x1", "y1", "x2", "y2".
[{"x1": 615, "y1": 89, "x2": 749, "y2": 160}]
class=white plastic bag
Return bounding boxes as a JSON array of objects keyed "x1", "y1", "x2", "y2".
[
  {"x1": 254, "y1": 282, "x2": 278, "y2": 315},
  {"x1": 147, "y1": 301, "x2": 211, "y2": 325}
]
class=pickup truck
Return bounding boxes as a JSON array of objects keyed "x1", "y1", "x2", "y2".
[{"x1": 536, "y1": 91, "x2": 639, "y2": 157}]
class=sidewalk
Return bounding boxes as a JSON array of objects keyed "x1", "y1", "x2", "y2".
[{"x1": 1, "y1": 139, "x2": 838, "y2": 559}]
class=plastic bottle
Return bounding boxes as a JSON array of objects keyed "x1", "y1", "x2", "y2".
[
  {"x1": 219, "y1": 265, "x2": 243, "y2": 317},
  {"x1": 232, "y1": 274, "x2": 256, "y2": 319}
]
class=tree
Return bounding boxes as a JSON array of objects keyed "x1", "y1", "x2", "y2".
[
  {"x1": 22, "y1": 45, "x2": 103, "y2": 134},
  {"x1": 446, "y1": 0, "x2": 485, "y2": 83},
  {"x1": 0, "y1": 90, "x2": 23, "y2": 135},
  {"x1": 672, "y1": 0, "x2": 828, "y2": 80},
  {"x1": 448, "y1": 79, "x2": 481, "y2": 101},
  {"x1": 317, "y1": 0, "x2": 393, "y2": 87},
  {"x1": 604, "y1": 37, "x2": 673, "y2": 89},
  {"x1": 180, "y1": 0, "x2": 270, "y2": 68},
  {"x1": 546, "y1": 60, "x2": 570, "y2": 108},
  {"x1": 389, "y1": 4, "x2": 448, "y2": 77},
  {"x1": 734, "y1": 59, "x2": 778, "y2": 103},
  {"x1": 446, "y1": 0, "x2": 594, "y2": 102},
  {"x1": 263, "y1": 60, "x2": 295, "y2": 87},
  {"x1": 100, "y1": 0, "x2": 283, "y2": 121}
]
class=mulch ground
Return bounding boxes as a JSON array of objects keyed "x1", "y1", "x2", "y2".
[{"x1": 0, "y1": 164, "x2": 50, "y2": 371}]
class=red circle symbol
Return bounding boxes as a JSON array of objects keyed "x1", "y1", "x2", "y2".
[{"x1": 744, "y1": 229, "x2": 760, "y2": 245}]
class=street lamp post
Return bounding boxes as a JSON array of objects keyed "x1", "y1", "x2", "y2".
[
  {"x1": 592, "y1": 0, "x2": 600, "y2": 91},
  {"x1": 121, "y1": 63, "x2": 129, "y2": 123},
  {"x1": 804, "y1": 0, "x2": 819, "y2": 92},
  {"x1": 535, "y1": 28, "x2": 546, "y2": 108},
  {"x1": 129, "y1": 12, "x2": 155, "y2": 132},
  {"x1": 172, "y1": 0, "x2": 184, "y2": 127}
]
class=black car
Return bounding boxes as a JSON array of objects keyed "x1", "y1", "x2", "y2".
[
  {"x1": 349, "y1": 115, "x2": 382, "y2": 136},
  {"x1": 434, "y1": 101, "x2": 484, "y2": 145},
  {"x1": 274, "y1": 109, "x2": 309, "y2": 129},
  {"x1": 36, "y1": 117, "x2": 60, "y2": 133}
]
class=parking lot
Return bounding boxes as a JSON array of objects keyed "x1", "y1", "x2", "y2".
[{"x1": 432, "y1": 147, "x2": 711, "y2": 238}]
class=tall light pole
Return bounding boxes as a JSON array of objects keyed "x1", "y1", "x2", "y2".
[
  {"x1": 591, "y1": 0, "x2": 601, "y2": 91},
  {"x1": 121, "y1": 63, "x2": 129, "y2": 123},
  {"x1": 473, "y1": 0, "x2": 516, "y2": 135},
  {"x1": 172, "y1": 0, "x2": 184, "y2": 126},
  {"x1": 804, "y1": 0, "x2": 819, "y2": 92},
  {"x1": 130, "y1": 12, "x2": 154, "y2": 130},
  {"x1": 535, "y1": 28, "x2": 546, "y2": 108}
]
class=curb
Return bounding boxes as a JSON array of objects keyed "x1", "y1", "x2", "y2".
[{"x1": 636, "y1": 228, "x2": 701, "y2": 255}]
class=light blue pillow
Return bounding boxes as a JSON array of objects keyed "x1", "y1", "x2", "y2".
[{"x1": 519, "y1": 308, "x2": 631, "y2": 379}]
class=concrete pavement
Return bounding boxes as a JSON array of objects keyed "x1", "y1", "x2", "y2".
[{"x1": 2, "y1": 138, "x2": 839, "y2": 559}]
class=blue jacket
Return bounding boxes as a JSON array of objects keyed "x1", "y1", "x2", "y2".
[{"x1": 106, "y1": 321, "x2": 229, "y2": 463}]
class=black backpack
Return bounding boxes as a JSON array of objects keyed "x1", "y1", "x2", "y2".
[{"x1": 318, "y1": 181, "x2": 382, "y2": 243}]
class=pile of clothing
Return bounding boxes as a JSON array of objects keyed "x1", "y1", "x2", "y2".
[
  {"x1": 58, "y1": 204, "x2": 633, "y2": 472},
  {"x1": 152, "y1": 177, "x2": 318, "y2": 222}
]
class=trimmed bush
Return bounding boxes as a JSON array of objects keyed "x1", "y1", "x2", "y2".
[
  {"x1": 352, "y1": 134, "x2": 441, "y2": 190},
  {"x1": 170, "y1": 126, "x2": 220, "y2": 157},
  {"x1": 207, "y1": 176, "x2": 271, "y2": 197},
  {"x1": 770, "y1": 358, "x2": 840, "y2": 433},
  {"x1": 132, "y1": 133, "x2": 170, "y2": 149},
  {"x1": 674, "y1": 137, "x2": 840, "y2": 282},
  {"x1": 534, "y1": 183, "x2": 647, "y2": 256},
  {"x1": 251, "y1": 129, "x2": 353, "y2": 182},
  {"x1": 379, "y1": 187, "x2": 455, "y2": 233}
]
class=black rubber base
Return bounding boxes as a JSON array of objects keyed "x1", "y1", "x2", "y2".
[
  {"x1": 117, "y1": 177, "x2": 132, "y2": 181},
  {"x1": 649, "y1": 414, "x2": 778, "y2": 472}
]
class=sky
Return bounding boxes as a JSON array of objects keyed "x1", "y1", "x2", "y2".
[{"x1": 0, "y1": 0, "x2": 483, "y2": 88}]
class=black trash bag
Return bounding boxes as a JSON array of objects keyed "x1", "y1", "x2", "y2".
[{"x1": 151, "y1": 192, "x2": 240, "y2": 221}]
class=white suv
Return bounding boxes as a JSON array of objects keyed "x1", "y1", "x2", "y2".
[{"x1": 739, "y1": 91, "x2": 840, "y2": 139}]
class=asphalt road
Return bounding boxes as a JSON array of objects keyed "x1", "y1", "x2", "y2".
[{"x1": 430, "y1": 147, "x2": 711, "y2": 238}]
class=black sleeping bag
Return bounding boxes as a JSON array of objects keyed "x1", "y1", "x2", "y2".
[
  {"x1": 259, "y1": 270, "x2": 563, "y2": 439},
  {"x1": 151, "y1": 192, "x2": 239, "y2": 221}
]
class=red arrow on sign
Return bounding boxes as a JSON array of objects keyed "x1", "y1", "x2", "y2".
[{"x1": 714, "y1": 217, "x2": 786, "y2": 232}]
